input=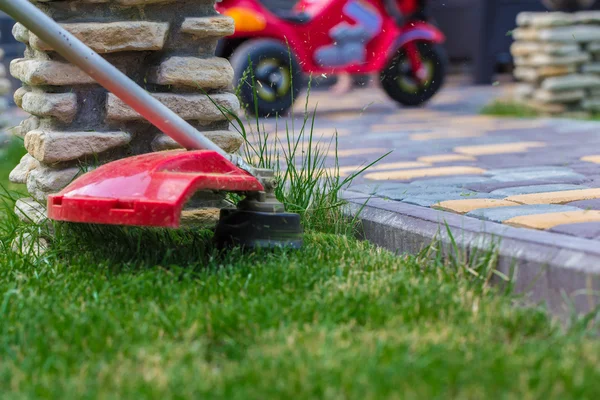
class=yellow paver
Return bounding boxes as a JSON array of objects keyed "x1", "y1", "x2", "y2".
[
  {"x1": 504, "y1": 210, "x2": 600, "y2": 230},
  {"x1": 328, "y1": 161, "x2": 429, "y2": 177},
  {"x1": 581, "y1": 155, "x2": 600, "y2": 164},
  {"x1": 410, "y1": 130, "x2": 483, "y2": 141},
  {"x1": 505, "y1": 188, "x2": 600, "y2": 205},
  {"x1": 417, "y1": 154, "x2": 476, "y2": 163},
  {"x1": 330, "y1": 148, "x2": 388, "y2": 157},
  {"x1": 454, "y1": 141, "x2": 546, "y2": 156},
  {"x1": 434, "y1": 199, "x2": 520, "y2": 214},
  {"x1": 364, "y1": 166, "x2": 486, "y2": 181}
]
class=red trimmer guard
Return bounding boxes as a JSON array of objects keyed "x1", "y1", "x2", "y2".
[{"x1": 47, "y1": 150, "x2": 264, "y2": 228}]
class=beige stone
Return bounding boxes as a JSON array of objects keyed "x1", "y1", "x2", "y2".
[
  {"x1": 14, "y1": 198, "x2": 47, "y2": 224},
  {"x1": 516, "y1": 12, "x2": 535, "y2": 27},
  {"x1": 533, "y1": 88, "x2": 585, "y2": 103},
  {"x1": 181, "y1": 16, "x2": 235, "y2": 38},
  {"x1": 149, "y1": 57, "x2": 233, "y2": 89},
  {"x1": 512, "y1": 28, "x2": 540, "y2": 41},
  {"x1": 26, "y1": 165, "x2": 80, "y2": 202},
  {"x1": 512, "y1": 42, "x2": 580, "y2": 57},
  {"x1": 522, "y1": 52, "x2": 590, "y2": 67},
  {"x1": 21, "y1": 92, "x2": 78, "y2": 123},
  {"x1": 513, "y1": 66, "x2": 575, "y2": 82},
  {"x1": 505, "y1": 210, "x2": 600, "y2": 230},
  {"x1": 30, "y1": 22, "x2": 170, "y2": 53},
  {"x1": 12, "y1": 116, "x2": 41, "y2": 139},
  {"x1": 513, "y1": 83, "x2": 535, "y2": 100},
  {"x1": 542, "y1": 74, "x2": 600, "y2": 91},
  {"x1": 25, "y1": 130, "x2": 132, "y2": 164},
  {"x1": 13, "y1": 87, "x2": 27, "y2": 108},
  {"x1": 12, "y1": 23, "x2": 29, "y2": 44},
  {"x1": 10, "y1": 59, "x2": 95, "y2": 86},
  {"x1": 151, "y1": 129, "x2": 244, "y2": 153},
  {"x1": 106, "y1": 92, "x2": 239, "y2": 122},
  {"x1": 9, "y1": 154, "x2": 40, "y2": 184}
]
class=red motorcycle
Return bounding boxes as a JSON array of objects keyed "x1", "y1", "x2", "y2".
[{"x1": 216, "y1": 0, "x2": 446, "y2": 117}]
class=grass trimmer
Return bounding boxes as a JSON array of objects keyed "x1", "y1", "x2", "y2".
[{"x1": 1, "y1": 0, "x2": 303, "y2": 249}]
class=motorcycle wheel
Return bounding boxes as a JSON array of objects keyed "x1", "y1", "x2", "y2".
[
  {"x1": 230, "y1": 39, "x2": 302, "y2": 118},
  {"x1": 380, "y1": 42, "x2": 447, "y2": 107}
]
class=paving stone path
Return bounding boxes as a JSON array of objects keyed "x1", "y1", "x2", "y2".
[{"x1": 253, "y1": 82, "x2": 600, "y2": 242}]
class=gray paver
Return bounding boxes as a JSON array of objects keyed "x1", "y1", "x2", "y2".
[
  {"x1": 491, "y1": 170, "x2": 587, "y2": 183},
  {"x1": 378, "y1": 186, "x2": 474, "y2": 201},
  {"x1": 490, "y1": 184, "x2": 588, "y2": 197},
  {"x1": 568, "y1": 199, "x2": 600, "y2": 210},
  {"x1": 550, "y1": 222, "x2": 600, "y2": 239},
  {"x1": 464, "y1": 178, "x2": 584, "y2": 193},
  {"x1": 409, "y1": 176, "x2": 492, "y2": 187},
  {"x1": 347, "y1": 183, "x2": 411, "y2": 195},
  {"x1": 466, "y1": 204, "x2": 580, "y2": 223}
]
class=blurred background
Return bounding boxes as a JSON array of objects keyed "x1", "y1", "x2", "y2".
[{"x1": 2, "y1": 0, "x2": 599, "y2": 100}]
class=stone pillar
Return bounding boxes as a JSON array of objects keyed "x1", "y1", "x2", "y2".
[
  {"x1": 0, "y1": 40, "x2": 12, "y2": 143},
  {"x1": 511, "y1": 11, "x2": 600, "y2": 116},
  {"x1": 8, "y1": 0, "x2": 242, "y2": 222}
]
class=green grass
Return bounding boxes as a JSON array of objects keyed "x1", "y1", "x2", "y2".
[
  {"x1": 481, "y1": 100, "x2": 541, "y2": 118},
  {"x1": 0, "y1": 222, "x2": 599, "y2": 398},
  {"x1": 0, "y1": 83, "x2": 599, "y2": 398}
]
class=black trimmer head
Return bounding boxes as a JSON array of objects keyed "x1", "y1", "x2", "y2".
[{"x1": 214, "y1": 194, "x2": 303, "y2": 249}]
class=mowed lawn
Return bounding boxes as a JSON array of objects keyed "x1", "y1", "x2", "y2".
[{"x1": 0, "y1": 140, "x2": 599, "y2": 399}]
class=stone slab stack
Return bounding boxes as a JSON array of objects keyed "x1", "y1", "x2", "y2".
[
  {"x1": 512, "y1": 11, "x2": 600, "y2": 116},
  {"x1": 8, "y1": 0, "x2": 242, "y2": 222}
]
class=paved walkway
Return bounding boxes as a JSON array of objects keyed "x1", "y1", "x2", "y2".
[{"x1": 256, "y1": 82, "x2": 600, "y2": 242}]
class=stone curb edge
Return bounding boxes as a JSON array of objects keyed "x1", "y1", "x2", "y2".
[{"x1": 341, "y1": 190, "x2": 600, "y2": 317}]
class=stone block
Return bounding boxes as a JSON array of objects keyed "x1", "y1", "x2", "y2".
[
  {"x1": 21, "y1": 92, "x2": 78, "y2": 123},
  {"x1": 512, "y1": 28, "x2": 540, "y2": 41},
  {"x1": 574, "y1": 11, "x2": 600, "y2": 24},
  {"x1": 528, "y1": 12, "x2": 575, "y2": 28},
  {"x1": 105, "y1": 92, "x2": 239, "y2": 122},
  {"x1": 149, "y1": 57, "x2": 233, "y2": 89},
  {"x1": 10, "y1": 59, "x2": 95, "y2": 86},
  {"x1": 582, "y1": 63, "x2": 600, "y2": 74},
  {"x1": 151, "y1": 129, "x2": 243, "y2": 153},
  {"x1": 26, "y1": 165, "x2": 80, "y2": 202},
  {"x1": 538, "y1": 25, "x2": 600, "y2": 42},
  {"x1": 533, "y1": 88, "x2": 585, "y2": 103},
  {"x1": 514, "y1": 66, "x2": 575, "y2": 82},
  {"x1": 25, "y1": 130, "x2": 132, "y2": 164},
  {"x1": 467, "y1": 204, "x2": 579, "y2": 223},
  {"x1": 14, "y1": 198, "x2": 47, "y2": 224},
  {"x1": 12, "y1": 23, "x2": 29, "y2": 44},
  {"x1": 12, "y1": 116, "x2": 40, "y2": 139},
  {"x1": 30, "y1": 22, "x2": 170, "y2": 53},
  {"x1": 13, "y1": 87, "x2": 27, "y2": 108},
  {"x1": 9, "y1": 154, "x2": 40, "y2": 184},
  {"x1": 582, "y1": 97, "x2": 600, "y2": 111},
  {"x1": 181, "y1": 16, "x2": 235, "y2": 38},
  {"x1": 541, "y1": 74, "x2": 600, "y2": 91},
  {"x1": 524, "y1": 52, "x2": 590, "y2": 67},
  {"x1": 587, "y1": 42, "x2": 600, "y2": 53},
  {"x1": 511, "y1": 42, "x2": 581, "y2": 57}
]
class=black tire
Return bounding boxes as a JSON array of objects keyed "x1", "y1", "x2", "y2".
[
  {"x1": 380, "y1": 42, "x2": 447, "y2": 107},
  {"x1": 230, "y1": 39, "x2": 303, "y2": 118}
]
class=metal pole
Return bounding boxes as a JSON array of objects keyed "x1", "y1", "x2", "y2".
[{"x1": 0, "y1": 0, "x2": 227, "y2": 155}]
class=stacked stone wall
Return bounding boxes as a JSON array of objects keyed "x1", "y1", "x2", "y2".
[
  {"x1": 512, "y1": 11, "x2": 600, "y2": 116},
  {"x1": 9, "y1": 0, "x2": 242, "y2": 205}
]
